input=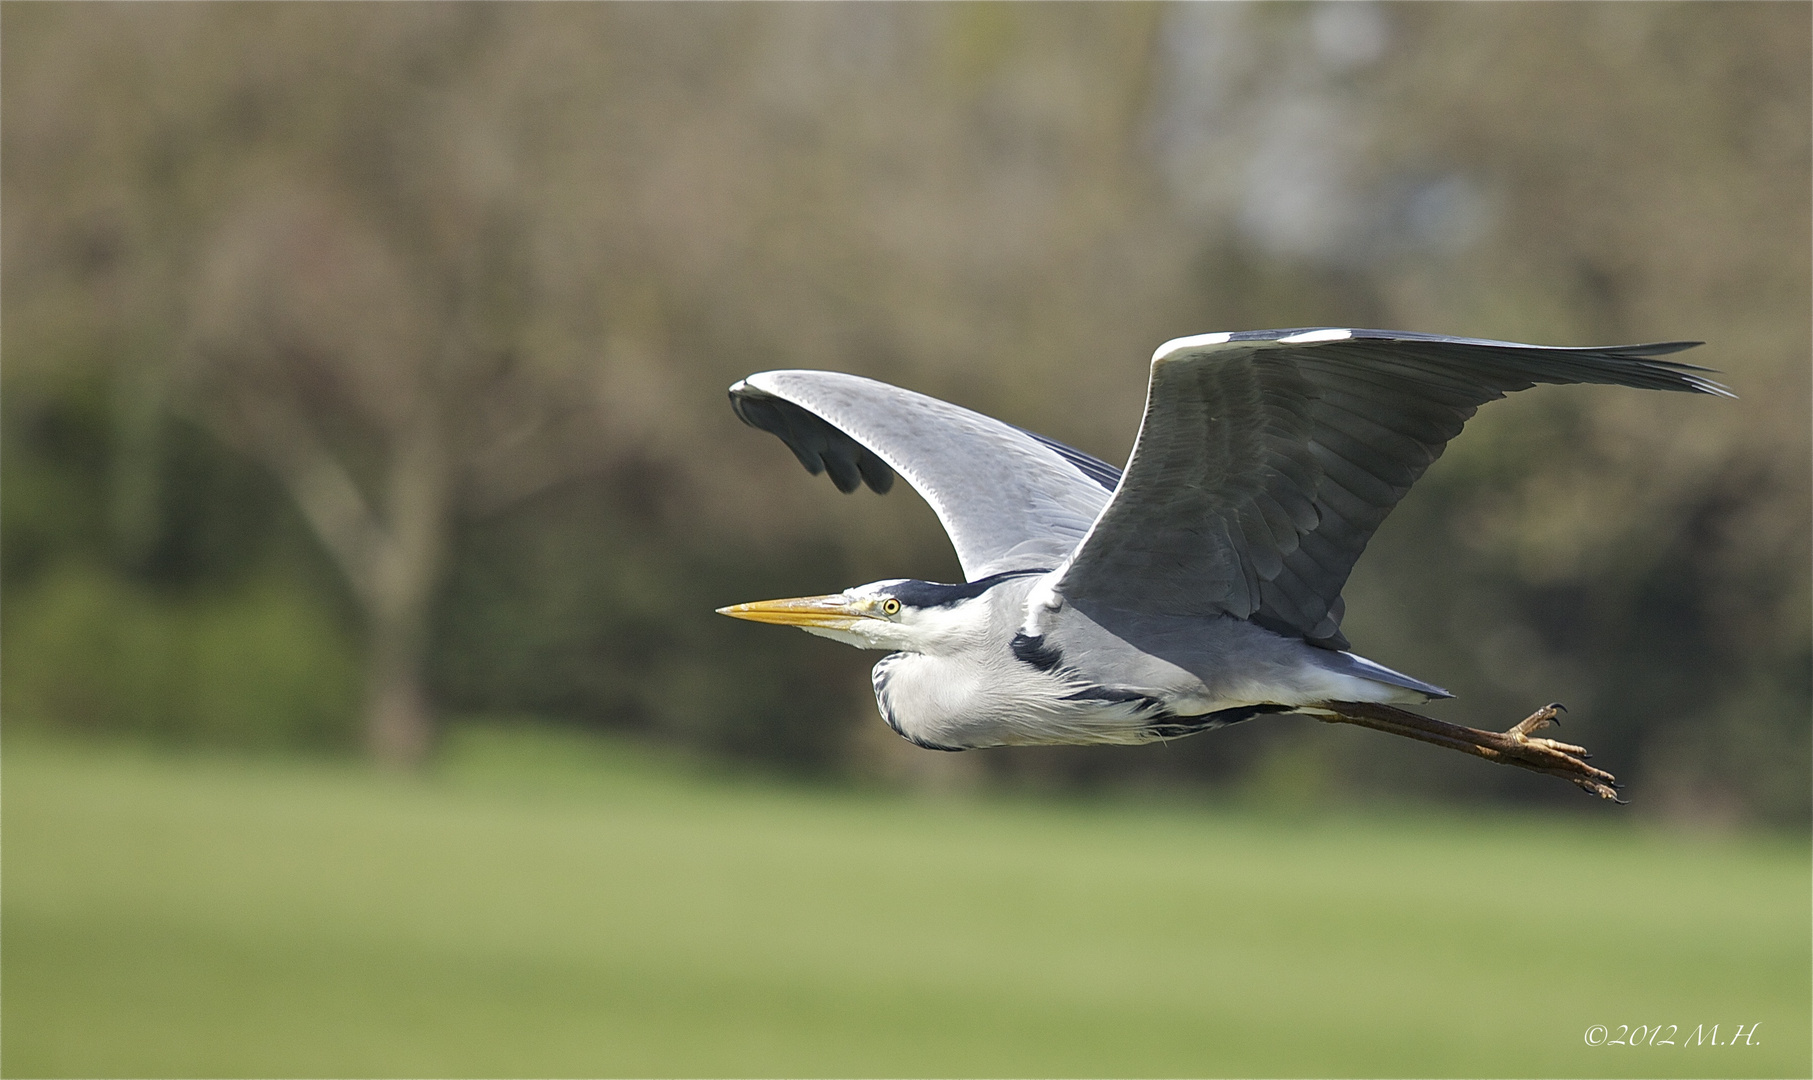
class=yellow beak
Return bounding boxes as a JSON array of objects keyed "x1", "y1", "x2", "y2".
[{"x1": 716, "y1": 594, "x2": 869, "y2": 630}]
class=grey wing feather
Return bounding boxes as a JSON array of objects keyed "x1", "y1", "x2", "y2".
[
  {"x1": 1056, "y1": 328, "x2": 1730, "y2": 649},
  {"x1": 731, "y1": 370, "x2": 1120, "y2": 580}
]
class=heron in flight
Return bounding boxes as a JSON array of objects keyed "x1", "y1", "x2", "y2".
[{"x1": 718, "y1": 328, "x2": 1729, "y2": 798}]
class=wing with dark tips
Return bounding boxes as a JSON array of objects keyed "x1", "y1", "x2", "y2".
[
  {"x1": 1056, "y1": 328, "x2": 1728, "y2": 649},
  {"x1": 730, "y1": 386, "x2": 896, "y2": 494},
  {"x1": 731, "y1": 371, "x2": 1117, "y2": 580}
]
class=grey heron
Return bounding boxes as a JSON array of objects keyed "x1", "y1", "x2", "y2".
[{"x1": 718, "y1": 328, "x2": 1730, "y2": 798}]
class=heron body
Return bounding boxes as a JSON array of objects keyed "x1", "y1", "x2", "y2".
[
  {"x1": 809, "y1": 571, "x2": 1437, "y2": 751},
  {"x1": 720, "y1": 328, "x2": 1730, "y2": 795}
]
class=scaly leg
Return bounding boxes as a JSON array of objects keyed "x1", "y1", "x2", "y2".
[{"x1": 1311, "y1": 701, "x2": 1622, "y2": 801}]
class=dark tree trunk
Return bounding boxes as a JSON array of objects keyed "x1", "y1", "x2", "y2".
[
  {"x1": 364, "y1": 602, "x2": 435, "y2": 766},
  {"x1": 360, "y1": 418, "x2": 450, "y2": 767}
]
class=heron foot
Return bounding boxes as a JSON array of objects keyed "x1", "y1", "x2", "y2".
[{"x1": 1314, "y1": 700, "x2": 1623, "y2": 802}]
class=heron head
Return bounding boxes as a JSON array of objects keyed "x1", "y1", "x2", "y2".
[{"x1": 717, "y1": 578, "x2": 992, "y2": 652}]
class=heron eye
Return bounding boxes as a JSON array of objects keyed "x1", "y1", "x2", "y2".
[{"x1": 882, "y1": 598, "x2": 901, "y2": 616}]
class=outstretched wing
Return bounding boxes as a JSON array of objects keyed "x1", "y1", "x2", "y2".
[
  {"x1": 730, "y1": 370, "x2": 1121, "y2": 581},
  {"x1": 1055, "y1": 328, "x2": 1730, "y2": 649}
]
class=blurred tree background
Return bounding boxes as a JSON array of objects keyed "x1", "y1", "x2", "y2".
[{"x1": 3, "y1": 2, "x2": 1806, "y2": 821}]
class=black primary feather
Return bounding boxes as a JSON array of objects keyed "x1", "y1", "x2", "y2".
[{"x1": 730, "y1": 383, "x2": 895, "y2": 494}]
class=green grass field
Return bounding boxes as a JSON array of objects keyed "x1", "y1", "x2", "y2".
[{"x1": 4, "y1": 726, "x2": 1807, "y2": 1078}]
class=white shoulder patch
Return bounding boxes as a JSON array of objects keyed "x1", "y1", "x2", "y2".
[
  {"x1": 1019, "y1": 574, "x2": 1065, "y2": 636},
  {"x1": 1276, "y1": 328, "x2": 1354, "y2": 344},
  {"x1": 1151, "y1": 331, "x2": 1232, "y2": 362}
]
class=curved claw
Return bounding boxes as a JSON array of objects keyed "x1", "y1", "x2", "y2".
[{"x1": 1509, "y1": 703, "x2": 1566, "y2": 739}]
